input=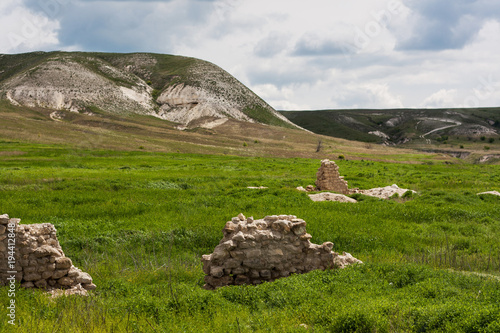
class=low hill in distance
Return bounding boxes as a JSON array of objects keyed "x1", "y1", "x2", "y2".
[
  {"x1": 281, "y1": 108, "x2": 500, "y2": 144},
  {"x1": 281, "y1": 108, "x2": 500, "y2": 162}
]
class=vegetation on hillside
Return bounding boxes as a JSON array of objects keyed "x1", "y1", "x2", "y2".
[{"x1": 281, "y1": 108, "x2": 500, "y2": 147}]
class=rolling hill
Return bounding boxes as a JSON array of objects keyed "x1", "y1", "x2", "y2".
[
  {"x1": 280, "y1": 108, "x2": 500, "y2": 145},
  {"x1": 0, "y1": 51, "x2": 296, "y2": 129}
]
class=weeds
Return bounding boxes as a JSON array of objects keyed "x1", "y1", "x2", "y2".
[{"x1": 0, "y1": 143, "x2": 499, "y2": 331}]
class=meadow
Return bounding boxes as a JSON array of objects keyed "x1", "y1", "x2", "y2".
[{"x1": 0, "y1": 141, "x2": 499, "y2": 332}]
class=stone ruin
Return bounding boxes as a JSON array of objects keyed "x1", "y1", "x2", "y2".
[
  {"x1": 0, "y1": 214, "x2": 95, "y2": 293},
  {"x1": 315, "y1": 159, "x2": 349, "y2": 194},
  {"x1": 202, "y1": 213, "x2": 362, "y2": 290}
]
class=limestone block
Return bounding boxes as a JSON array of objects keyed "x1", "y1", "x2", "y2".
[
  {"x1": 55, "y1": 257, "x2": 72, "y2": 269},
  {"x1": 58, "y1": 277, "x2": 74, "y2": 286},
  {"x1": 0, "y1": 214, "x2": 9, "y2": 224}
]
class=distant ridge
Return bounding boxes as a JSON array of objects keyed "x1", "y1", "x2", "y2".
[
  {"x1": 281, "y1": 108, "x2": 500, "y2": 145},
  {"x1": 0, "y1": 51, "x2": 298, "y2": 130}
]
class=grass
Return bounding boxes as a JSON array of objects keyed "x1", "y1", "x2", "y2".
[{"x1": 0, "y1": 142, "x2": 499, "y2": 331}]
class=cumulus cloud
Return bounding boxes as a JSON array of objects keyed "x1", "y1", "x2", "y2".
[
  {"x1": 254, "y1": 32, "x2": 290, "y2": 58},
  {"x1": 330, "y1": 83, "x2": 404, "y2": 109},
  {"x1": 1, "y1": 0, "x2": 499, "y2": 110},
  {"x1": 421, "y1": 89, "x2": 459, "y2": 108},
  {"x1": 292, "y1": 32, "x2": 351, "y2": 57},
  {"x1": 0, "y1": 0, "x2": 60, "y2": 53},
  {"x1": 396, "y1": 0, "x2": 500, "y2": 50}
]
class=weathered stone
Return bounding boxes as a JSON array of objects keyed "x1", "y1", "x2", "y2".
[
  {"x1": 58, "y1": 277, "x2": 74, "y2": 286},
  {"x1": 210, "y1": 266, "x2": 224, "y2": 278},
  {"x1": 24, "y1": 273, "x2": 42, "y2": 281},
  {"x1": 82, "y1": 283, "x2": 97, "y2": 291},
  {"x1": 76, "y1": 272, "x2": 92, "y2": 285},
  {"x1": 34, "y1": 279, "x2": 48, "y2": 288},
  {"x1": 232, "y1": 231, "x2": 245, "y2": 242},
  {"x1": 202, "y1": 214, "x2": 362, "y2": 289},
  {"x1": 0, "y1": 214, "x2": 95, "y2": 295},
  {"x1": 315, "y1": 160, "x2": 349, "y2": 194},
  {"x1": 55, "y1": 257, "x2": 72, "y2": 269},
  {"x1": 21, "y1": 282, "x2": 34, "y2": 288}
]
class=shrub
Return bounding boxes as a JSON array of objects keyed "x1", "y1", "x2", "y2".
[
  {"x1": 338, "y1": 154, "x2": 345, "y2": 160},
  {"x1": 402, "y1": 190, "x2": 414, "y2": 198},
  {"x1": 243, "y1": 142, "x2": 248, "y2": 147}
]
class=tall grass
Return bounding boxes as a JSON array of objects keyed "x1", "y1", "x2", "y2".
[{"x1": 0, "y1": 142, "x2": 499, "y2": 331}]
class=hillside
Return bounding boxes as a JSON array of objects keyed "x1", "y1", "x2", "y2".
[
  {"x1": 281, "y1": 108, "x2": 500, "y2": 146},
  {"x1": 0, "y1": 51, "x2": 296, "y2": 129}
]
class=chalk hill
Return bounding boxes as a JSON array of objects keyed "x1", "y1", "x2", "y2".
[{"x1": 0, "y1": 51, "x2": 296, "y2": 129}]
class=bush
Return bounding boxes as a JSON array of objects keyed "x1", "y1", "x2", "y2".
[
  {"x1": 338, "y1": 154, "x2": 345, "y2": 160},
  {"x1": 402, "y1": 190, "x2": 414, "y2": 198}
]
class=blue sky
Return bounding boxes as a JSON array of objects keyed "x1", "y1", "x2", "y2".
[{"x1": 1, "y1": 0, "x2": 500, "y2": 110}]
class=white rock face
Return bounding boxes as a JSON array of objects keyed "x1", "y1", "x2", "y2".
[
  {"x1": 369, "y1": 131, "x2": 390, "y2": 139},
  {"x1": 157, "y1": 83, "x2": 254, "y2": 124},
  {"x1": 2, "y1": 56, "x2": 156, "y2": 115},
  {"x1": 1, "y1": 52, "x2": 300, "y2": 129}
]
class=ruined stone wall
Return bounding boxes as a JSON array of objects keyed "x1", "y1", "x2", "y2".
[
  {"x1": 0, "y1": 214, "x2": 95, "y2": 291},
  {"x1": 315, "y1": 159, "x2": 349, "y2": 194},
  {"x1": 202, "y1": 214, "x2": 362, "y2": 290}
]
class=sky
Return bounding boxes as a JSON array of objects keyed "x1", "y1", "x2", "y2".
[{"x1": 1, "y1": 0, "x2": 500, "y2": 111}]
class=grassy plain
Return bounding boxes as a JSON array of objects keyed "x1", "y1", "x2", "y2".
[{"x1": 0, "y1": 141, "x2": 499, "y2": 332}]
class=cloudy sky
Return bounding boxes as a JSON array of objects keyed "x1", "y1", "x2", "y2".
[{"x1": 1, "y1": 0, "x2": 500, "y2": 110}]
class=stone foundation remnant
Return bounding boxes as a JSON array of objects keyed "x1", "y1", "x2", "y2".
[
  {"x1": 202, "y1": 213, "x2": 362, "y2": 290},
  {"x1": 0, "y1": 214, "x2": 95, "y2": 292},
  {"x1": 315, "y1": 159, "x2": 349, "y2": 194}
]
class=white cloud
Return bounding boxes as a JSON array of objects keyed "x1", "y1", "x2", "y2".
[
  {"x1": 421, "y1": 89, "x2": 459, "y2": 108},
  {"x1": 1, "y1": 0, "x2": 499, "y2": 111},
  {"x1": 0, "y1": 0, "x2": 60, "y2": 53}
]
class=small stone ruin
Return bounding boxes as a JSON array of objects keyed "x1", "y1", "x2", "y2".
[
  {"x1": 202, "y1": 213, "x2": 362, "y2": 290},
  {"x1": 315, "y1": 159, "x2": 349, "y2": 194},
  {"x1": 0, "y1": 214, "x2": 95, "y2": 293}
]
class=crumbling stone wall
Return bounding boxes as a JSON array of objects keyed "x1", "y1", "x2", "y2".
[
  {"x1": 0, "y1": 214, "x2": 95, "y2": 291},
  {"x1": 315, "y1": 159, "x2": 349, "y2": 194},
  {"x1": 202, "y1": 214, "x2": 362, "y2": 290}
]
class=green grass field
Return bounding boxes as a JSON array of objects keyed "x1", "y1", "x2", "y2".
[{"x1": 0, "y1": 141, "x2": 499, "y2": 332}]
